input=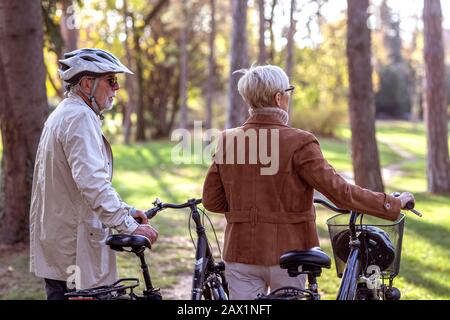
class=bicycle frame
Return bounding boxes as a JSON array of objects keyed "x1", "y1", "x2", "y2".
[
  {"x1": 146, "y1": 198, "x2": 229, "y2": 300},
  {"x1": 336, "y1": 211, "x2": 362, "y2": 300},
  {"x1": 189, "y1": 200, "x2": 229, "y2": 300}
]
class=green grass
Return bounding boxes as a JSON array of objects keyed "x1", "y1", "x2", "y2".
[{"x1": 0, "y1": 121, "x2": 449, "y2": 299}]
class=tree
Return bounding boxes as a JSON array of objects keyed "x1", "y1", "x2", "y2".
[
  {"x1": 130, "y1": 0, "x2": 169, "y2": 141},
  {"x1": 267, "y1": 0, "x2": 277, "y2": 63},
  {"x1": 374, "y1": 0, "x2": 412, "y2": 119},
  {"x1": 227, "y1": 0, "x2": 249, "y2": 129},
  {"x1": 423, "y1": 0, "x2": 450, "y2": 193},
  {"x1": 0, "y1": 0, "x2": 48, "y2": 244},
  {"x1": 122, "y1": 0, "x2": 137, "y2": 145},
  {"x1": 257, "y1": 0, "x2": 266, "y2": 65},
  {"x1": 60, "y1": 0, "x2": 79, "y2": 53},
  {"x1": 346, "y1": 0, "x2": 384, "y2": 192},
  {"x1": 285, "y1": 0, "x2": 296, "y2": 116},
  {"x1": 205, "y1": 0, "x2": 217, "y2": 133},
  {"x1": 178, "y1": 0, "x2": 188, "y2": 130}
]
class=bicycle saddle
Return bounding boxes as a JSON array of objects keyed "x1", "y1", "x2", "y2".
[
  {"x1": 106, "y1": 234, "x2": 151, "y2": 252},
  {"x1": 280, "y1": 247, "x2": 331, "y2": 277}
]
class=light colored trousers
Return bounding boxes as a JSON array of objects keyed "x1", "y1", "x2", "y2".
[{"x1": 225, "y1": 261, "x2": 306, "y2": 300}]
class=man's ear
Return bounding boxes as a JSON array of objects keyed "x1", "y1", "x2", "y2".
[{"x1": 79, "y1": 77, "x2": 90, "y2": 91}]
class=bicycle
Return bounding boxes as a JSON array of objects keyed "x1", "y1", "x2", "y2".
[
  {"x1": 258, "y1": 194, "x2": 422, "y2": 300},
  {"x1": 66, "y1": 198, "x2": 229, "y2": 300}
]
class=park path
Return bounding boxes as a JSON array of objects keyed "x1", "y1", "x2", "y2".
[
  {"x1": 163, "y1": 139, "x2": 416, "y2": 300},
  {"x1": 337, "y1": 138, "x2": 418, "y2": 186}
]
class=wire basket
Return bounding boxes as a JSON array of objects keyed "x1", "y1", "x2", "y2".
[{"x1": 326, "y1": 213, "x2": 405, "y2": 279}]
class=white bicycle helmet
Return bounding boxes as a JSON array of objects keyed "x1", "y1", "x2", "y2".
[
  {"x1": 58, "y1": 48, "x2": 133, "y2": 118},
  {"x1": 58, "y1": 48, "x2": 133, "y2": 83}
]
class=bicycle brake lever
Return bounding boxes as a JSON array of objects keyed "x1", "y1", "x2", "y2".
[{"x1": 153, "y1": 198, "x2": 162, "y2": 206}]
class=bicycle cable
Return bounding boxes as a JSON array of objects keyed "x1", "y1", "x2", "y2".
[
  {"x1": 199, "y1": 207, "x2": 223, "y2": 258},
  {"x1": 188, "y1": 209, "x2": 196, "y2": 250},
  {"x1": 187, "y1": 207, "x2": 221, "y2": 259}
]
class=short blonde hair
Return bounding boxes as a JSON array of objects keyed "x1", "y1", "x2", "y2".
[{"x1": 235, "y1": 64, "x2": 289, "y2": 109}]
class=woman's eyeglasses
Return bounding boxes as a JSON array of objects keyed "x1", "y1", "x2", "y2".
[{"x1": 284, "y1": 85, "x2": 295, "y2": 96}]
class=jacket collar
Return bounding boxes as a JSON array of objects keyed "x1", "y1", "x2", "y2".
[
  {"x1": 243, "y1": 107, "x2": 290, "y2": 127},
  {"x1": 67, "y1": 92, "x2": 103, "y2": 121}
]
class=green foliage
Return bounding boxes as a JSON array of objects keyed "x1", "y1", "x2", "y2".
[
  {"x1": 289, "y1": 19, "x2": 348, "y2": 137},
  {"x1": 375, "y1": 62, "x2": 413, "y2": 119}
]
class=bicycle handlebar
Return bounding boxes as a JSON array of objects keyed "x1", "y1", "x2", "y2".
[
  {"x1": 313, "y1": 194, "x2": 422, "y2": 217},
  {"x1": 138, "y1": 193, "x2": 422, "y2": 224},
  {"x1": 313, "y1": 198, "x2": 350, "y2": 214},
  {"x1": 144, "y1": 198, "x2": 202, "y2": 220}
]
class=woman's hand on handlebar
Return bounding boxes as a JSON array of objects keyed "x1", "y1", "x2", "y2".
[{"x1": 397, "y1": 192, "x2": 415, "y2": 209}]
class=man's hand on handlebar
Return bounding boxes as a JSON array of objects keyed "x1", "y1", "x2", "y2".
[
  {"x1": 132, "y1": 224, "x2": 159, "y2": 244},
  {"x1": 131, "y1": 209, "x2": 148, "y2": 224}
]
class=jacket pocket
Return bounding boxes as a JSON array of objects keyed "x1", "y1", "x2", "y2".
[{"x1": 86, "y1": 224, "x2": 108, "y2": 247}]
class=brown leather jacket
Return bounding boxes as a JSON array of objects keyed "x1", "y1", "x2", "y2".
[{"x1": 202, "y1": 111, "x2": 402, "y2": 266}]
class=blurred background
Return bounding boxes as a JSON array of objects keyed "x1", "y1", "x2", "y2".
[{"x1": 0, "y1": 0, "x2": 449, "y2": 299}]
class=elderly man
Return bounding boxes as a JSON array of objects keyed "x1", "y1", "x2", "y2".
[
  {"x1": 202, "y1": 64, "x2": 415, "y2": 299},
  {"x1": 29, "y1": 48, "x2": 158, "y2": 300}
]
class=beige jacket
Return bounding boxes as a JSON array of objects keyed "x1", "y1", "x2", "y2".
[{"x1": 29, "y1": 93, "x2": 139, "y2": 289}]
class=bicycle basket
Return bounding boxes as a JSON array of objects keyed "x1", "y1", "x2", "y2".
[{"x1": 326, "y1": 213, "x2": 405, "y2": 279}]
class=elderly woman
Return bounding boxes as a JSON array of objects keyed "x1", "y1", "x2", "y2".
[{"x1": 202, "y1": 65, "x2": 414, "y2": 300}]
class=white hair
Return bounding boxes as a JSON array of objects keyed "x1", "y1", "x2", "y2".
[{"x1": 235, "y1": 64, "x2": 290, "y2": 109}]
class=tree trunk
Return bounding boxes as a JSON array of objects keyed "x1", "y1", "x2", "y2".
[
  {"x1": 268, "y1": 0, "x2": 276, "y2": 63},
  {"x1": 122, "y1": 0, "x2": 136, "y2": 144},
  {"x1": 60, "y1": 0, "x2": 78, "y2": 53},
  {"x1": 178, "y1": 0, "x2": 188, "y2": 130},
  {"x1": 205, "y1": 0, "x2": 216, "y2": 133},
  {"x1": 286, "y1": 0, "x2": 295, "y2": 116},
  {"x1": 132, "y1": 13, "x2": 146, "y2": 142},
  {"x1": 0, "y1": 0, "x2": 48, "y2": 244},
  {"x1": 226, "y1": 0, "x2": 249, "y2": 129},
  {"x1": 257, "y1": 0, "x2": 266, "y2": 65},
  {"x1": 423, "y1": 0, "x2": 450, "y2": 193},
  {"x1": 346, "y1": 0, "x2": 384, "y2": 192}
]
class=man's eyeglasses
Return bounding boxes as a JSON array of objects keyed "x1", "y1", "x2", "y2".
[
  {"x1": 103, "y1": 76, "x2": 118, "y2": 88},
  {"x1": 85, "y1": 76, "x2": 119, "y2": 89},
  {"x1": 284, "y1": 85, "x2": 295, "y2": 96}
]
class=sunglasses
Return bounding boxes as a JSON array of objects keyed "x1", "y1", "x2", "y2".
[
  {"x1": 103, "y1": 76, "x2": 119, "y2": 88},
  {"x1": 85, "y1": 76, "x2": 119, "y2": 89}
]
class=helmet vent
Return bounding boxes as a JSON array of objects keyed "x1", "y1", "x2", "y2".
[{"x1": 81, "y1": 56, "x2": 100, "y2": 62}]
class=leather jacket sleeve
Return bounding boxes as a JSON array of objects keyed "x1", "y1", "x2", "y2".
[{"x1": 294, "y1": 137, "x2": 402, "y2": 221}]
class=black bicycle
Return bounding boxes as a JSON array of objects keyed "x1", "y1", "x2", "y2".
[
  {"x1": 66, "y1": 198, "x2": 228, "y2": 300},
  {"x1": 258, "y1": 194, "x2": 422, "y2": 300}
]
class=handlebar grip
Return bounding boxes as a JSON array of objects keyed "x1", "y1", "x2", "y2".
[
  {"x1": 404, "y1": 201, "x2": 415, "y2": 210},
  {"x1": 403, "y1": 200, "x2": 423, "y2": 217},
  {"x1": 144, "y1": 207, "x2": 159, "y2": 219}
]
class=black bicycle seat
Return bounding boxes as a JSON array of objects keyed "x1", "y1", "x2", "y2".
[
  {"x1": 106, "y1": 234, "x2": 151, "y2": 252},
  {"x1": 280, "y1": 247, "x2": 331, "y2": 277}
]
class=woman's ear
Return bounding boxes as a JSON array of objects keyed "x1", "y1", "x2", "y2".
[{"x1": 275, "y1": 92, "x2": 282, "y2": 107}]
